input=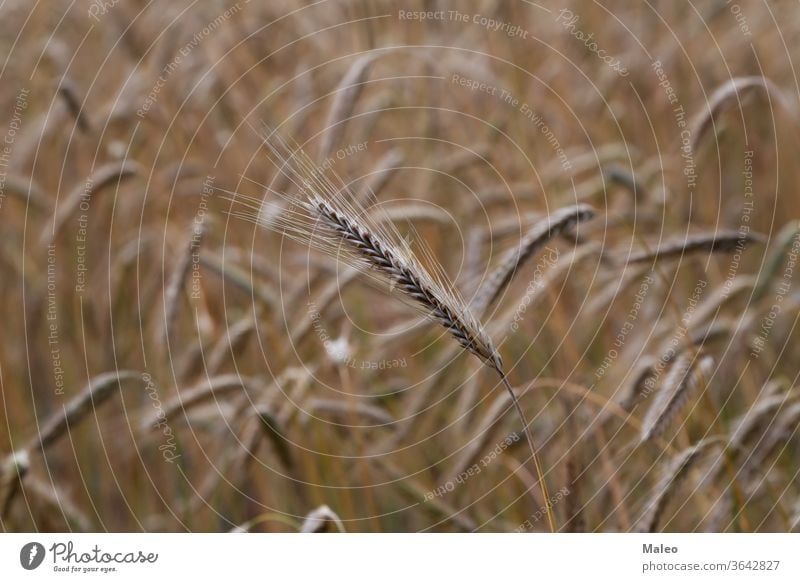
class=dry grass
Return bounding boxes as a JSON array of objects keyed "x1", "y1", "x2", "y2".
[{"x1": 2, "y1": 0, "x2": 800, "y2": 533}]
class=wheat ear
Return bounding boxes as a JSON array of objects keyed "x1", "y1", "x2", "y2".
[
  {"x1": 690, "y1": 76, "x2": 797, "y2": 151},
  {"x1": 310, "y1": 194, "x2": 499, "y2": 365},
  {"x1": 26, "y1": 371, "x2": 139, "y2": 454},
  {"x1": 637, "y1": 438, "x2": 720, "y2": 532},
  {"x1": 57, "y1": 77, "x2": 91, "y2": 133},
  {"x1": 625, "y1": 231, "x2": 765, "y2": 265},
  {"x1": 640, "y1": 354, "x2": 714, "y2": 443},
  {"x1": 472, "y1": 204, "x2": 595, "y2": 314}
]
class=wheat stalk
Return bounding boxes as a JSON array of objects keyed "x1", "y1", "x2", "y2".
[
  {"x1": 563, "y1": 456, "x2": 585, "y2": 532},
  {"x1": 231, "y1": 134, "x2": 556, "y2": 530},
  {"x1": 309, "y1": 193, "x2": 556, "y2": 526}
]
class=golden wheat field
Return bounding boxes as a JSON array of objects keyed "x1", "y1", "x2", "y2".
[{"x1": 1, "y1": 0, "x2": 800, "y2": 535}]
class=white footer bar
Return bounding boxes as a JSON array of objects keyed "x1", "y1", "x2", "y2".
[{"x1": 0, "y1": 533, "x2": 797, "y2": 581}]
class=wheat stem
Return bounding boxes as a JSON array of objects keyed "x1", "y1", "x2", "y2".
[{"x1": 499, "y1": 374, "x2": 556, "y2": 533}]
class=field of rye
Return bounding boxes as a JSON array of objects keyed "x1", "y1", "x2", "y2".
[{"x1": 1, "y1": 0, "x2": 800, "y2": 533}]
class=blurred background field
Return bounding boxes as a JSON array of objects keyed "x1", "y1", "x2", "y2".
[{"x1": 1, "y1": 0, "x2": 800, "y2": 532}]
